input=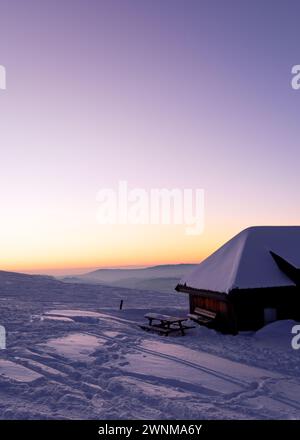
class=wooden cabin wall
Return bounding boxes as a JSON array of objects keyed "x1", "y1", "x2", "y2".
[
  {"x1": 230, "y1": 287, "x2": 300, "y2": 331},
  {"x1": 189, "y1": 295, "x2": 226, "y2": 313},
  {"x1": 188, "y1": 287, "x2": 300, "y2": 333},
  {"x1": 189, "y1": 294, "x2": 238, "y2": 333}
]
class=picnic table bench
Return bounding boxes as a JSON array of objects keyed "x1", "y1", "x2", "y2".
[
  {"x1": 188, "y1": 307, "x2": 217, "y2": 327},
  {"x1": 140, "y1": 313, "x2": 194, "y2": 336}
]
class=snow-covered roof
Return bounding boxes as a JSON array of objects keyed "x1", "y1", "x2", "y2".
[{"x1": 178, "y1": 226, "x2": 300, "y2": 294}]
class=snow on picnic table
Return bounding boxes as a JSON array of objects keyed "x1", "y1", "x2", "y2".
[{"x1": 0, "y1": 280, "x2": 299, "y2": 420}]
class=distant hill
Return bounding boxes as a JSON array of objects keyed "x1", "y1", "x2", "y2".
[
  {"x1": 61, "y1": 264, "x2": 197, "y2": 293},
  {"x1": 0, "y1": 269, "x2": 62, "y2": 298},
  {"x1": 0, "y1": 269, "x2": 55, "y2": 284}
]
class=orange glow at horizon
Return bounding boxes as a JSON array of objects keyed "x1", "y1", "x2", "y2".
[
  {"x1": 0, "y1": 221, "x2": 244, "y2": 276},
  {"x1": 0, "y1": 202, "x2": 296, "y2": 276}
]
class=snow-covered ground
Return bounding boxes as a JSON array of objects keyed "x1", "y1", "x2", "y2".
[{"x1": 0, "y1": 273, "x2": 299, "y2": 419}]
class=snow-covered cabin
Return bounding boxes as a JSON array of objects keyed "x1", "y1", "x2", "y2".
[{"x1": 176, "y1": 226, "x2": 300, "y2": 333}]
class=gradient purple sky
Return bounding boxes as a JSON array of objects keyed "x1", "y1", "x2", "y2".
[{"x1": 0, "y1": 0, "x2": 300, "y2": 273}]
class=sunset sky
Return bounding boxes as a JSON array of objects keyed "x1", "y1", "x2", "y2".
[{"x1": 1, "y1": 0, "x2": 300, "y2": 274}]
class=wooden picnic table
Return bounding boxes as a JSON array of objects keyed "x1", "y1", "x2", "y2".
[{"x1": 141, "y1": 313, "x2": 192, "y2": 336}]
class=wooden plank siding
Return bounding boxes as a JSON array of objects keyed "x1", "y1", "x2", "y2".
[
  {"x1": 190, "y1": 295, "x2": 227, "y2": 314},
  {"x1": 179, "y1": 284, "x2": 300, "y2": 334},
  {"x1": 189, "y1": 294, "x2": 238, "y2": 333}
]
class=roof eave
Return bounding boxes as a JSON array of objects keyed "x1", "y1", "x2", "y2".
[
  {"x1": 175, "y1": 283, "x2": 229, "y2": 300},
  {"x1": 175, "y1": 282, "x2": 298, "y2": 299}
]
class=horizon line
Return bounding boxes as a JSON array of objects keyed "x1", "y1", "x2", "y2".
[{"x1": 0, "y1": 260, "x2": 200, "y2": 277}]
